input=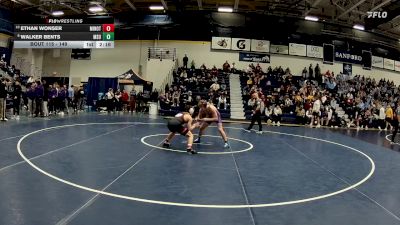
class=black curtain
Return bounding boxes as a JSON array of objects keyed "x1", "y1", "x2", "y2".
[{"x1": 87, "y1": 77, "x2": 118, "y2": 106}]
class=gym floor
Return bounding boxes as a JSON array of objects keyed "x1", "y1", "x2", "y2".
[{"x1": 1, "y1": 113, "x2": 400, "y2": 225}]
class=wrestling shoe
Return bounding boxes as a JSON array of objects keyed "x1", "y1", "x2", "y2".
[
  {"x1": 194, "y1": 138, "x2": 201, "y2": 143},
  {"x1": 224, "y1": 142, "x2": 230, "y2": 148},
  {"x1": 163, "y1": 142, "x2": 170, "y2": 148},
  {"x1": 187, "y1": 149, "x2": 197, "y2": 154}
]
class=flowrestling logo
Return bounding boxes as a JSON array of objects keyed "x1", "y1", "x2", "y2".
[{"x1": 367, "y1": 11, "x2": 388, "y2": 18}]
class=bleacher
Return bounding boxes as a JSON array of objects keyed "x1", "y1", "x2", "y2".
[
  {"x1": 159, "y1": 68, "x2": 231, "y2": 118},
  {"x1": 239, "y1": 72, "x2": 303, "y2": 123}
]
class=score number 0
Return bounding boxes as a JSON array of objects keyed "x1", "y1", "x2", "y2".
[{"x1": 102, "y1": 24, "x2": 114, "y2": 32}]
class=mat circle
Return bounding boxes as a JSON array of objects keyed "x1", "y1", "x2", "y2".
[
  {"x1": 17, "y1": 122, "x2": 375, "y2": 208},
  {"x1": 141, "y1": 134, "x2": 253, "y2": 154}
]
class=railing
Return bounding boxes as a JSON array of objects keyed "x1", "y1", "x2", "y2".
[
  {"x1": 148, "y1": 47, "x2": 176, "y2": 61},
  {"x1": 159, "y1": 59, "x2": 179, "y2": 93}
]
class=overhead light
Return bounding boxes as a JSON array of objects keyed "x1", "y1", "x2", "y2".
[
  {"x1": 218, "y1": 7, "x2": 233, "y2": 13},
  {"x1": 52, "y1": 10, "x2": 64, "y2": 16},
  {"x1": 305, "y1": 15, "x2": 319, "y2": 21},
  {"x1": 149, "y1": 5, "x2": 164, "y2": 10},
  {"x1": 353, "y1": 24, "x2": 365, "y2": 30},
  {"x1": 88, "y1": 5, "x2": 104, "y2": 12}
]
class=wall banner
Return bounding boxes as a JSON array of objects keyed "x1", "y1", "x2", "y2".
[
  {"x1": 250, "y1": 39, "x2": 270, "y2": 52},
  {"x1": 270, "y1": 44, "x2": 289, "y2": 54},
  {"x1": 384, "y1": 58, "x2": 395, "y2": 70},
  {"x1": 231, "y1": 38, "x2": 251, "y2": 51},
  {"x1": 372, "y1": 56, "x2": 383, "y2": 68},
  {"x1": 306, "y1": 45, "x2": 323, "y2": 58},
  {"x1": 395, "y1": 61, "x2": 400, "y2": 72},
  {"x1": 211, "y1": 37, "x2": 231, "y2": 50},
  {"x1": 239, "y1": 52, "x2": 270, "y2": 63},
  {"x1": 289, "y1": 43, "x2": 306, "y2": 56},
  {"x1": 334, "y1": 51, "x2": 362, "y2": 64}
]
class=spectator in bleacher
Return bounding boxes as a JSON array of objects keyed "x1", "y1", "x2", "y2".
[
  {"x1": 283, "y1": 95, "x2": 294, "y2": 113},
  {"x1": 27, "y1": 75, "x2": 35, "y2": 85},
  {"x1": 329, "y1": 110, "x2": 340, "y2": 128},
  {"x1": 315, "y1": 64, "x2": 321, "y2": 84},
  {"x1": 265, "y1": 105, "x2": 272, "y2": 123},
  {"x1": 211, "y1": 66, "x2": 218, "y2": 76},
  {"x1": 0, "y1": 58, "x2": 6, "y2": 69},
  {"x1": 272, "y1": 105, "x2": 282, "y2": 126},
  {"x1": 210, "y1": 81, "x2": 220, "y2": 92},
  {"x1": 326, "y1": 77, "x2": 337, "y2": 92},
  {"x1": 255, "y1": 64, "x2": 262, "y2": 73},
  {"x1": 305, "y1": 107, "x2": 313, "y2": 125},
  {"x1": 222, "y1": 61, "x2": 230, "y2": 72},
  {"x1": 12, "y1": 80, "x2": 22, "y2": 120},
  {"x1": 172, "y1": 87, "x2": 181, "y2": 107},
  {"x1": 181, "y1": 69, "x2": 187, "y2": 79},
  {"x1": 302, "y1": 67, "x2": 307, "y2": 79},
  {"x1": 217, "y1": 94, "x2": 228, "y2": 110},
  {"x1": 183, "y1": 54, "x2": 188, "y2": 68},
  {"x1": 295, "y1": 105, "x2": 306, "y2": 124},
  {"x1": 362, "y1": 107, "x2": 372, "y2": 129},
  {"x1": 308, "y1": 64, "x2": 314, "y2": 80},
  {"x1": 0, "y1": 78, "x2": 6, "y2": 121},
  {"x1": 231, "y1": 62, "x2": 236, "y2": 73}
]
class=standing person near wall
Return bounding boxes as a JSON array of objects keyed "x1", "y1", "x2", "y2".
[
  {"x1": 68, "y1": 85, "x2": 74, "y2": 108},
  {"x1": 0, "y1": 78, "x2": 7, "y2": 121},
  {"x1": 106, "y1": 88, "x2": 114, "y2": 113},
  {"x1": 26, "y1": 83, "x2": 36, "y2": 117},
  {"x1": 183, "y1": 54, "x2": 188, "y2": 68},
  {"x1": 378, "y1": 103, "x2": 386, "y2": 131},
  {"x1": 72, "y1": 86, "x2": 79, "y2": 114},
  {"x1": 34, "y1": 81, "x2": 44, "y2": 117},
  {"x1": 42, "y1": 81, "x2": 49, "y2": 117},
  {"x1": 129, "y1": 88, "x2": 136, "y2": 113},
  {"x1": 391, "y1": 105, "x2": 400, "y2": 144},
  {"x1": 309, "y1": 64, "x2": 314, "y2": 80},
  {"x1": 49, "y1": 84, "x2": 57, "y2": 115},
  {"x1": 121, "y1": 90, "x2": 129, "y2": 112},
  {"x1": 12, "y1": 80, "x2": 22, "y2": 120},
  {"x1": 58, "y1": 85, "x2": 67, "y2": 115},
  {"x1": 246, "y1": 92, "x2": 264, "y2": 133},
  {"x1": 78, "y1": 86, "x2": 85, "y2": 110}
]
